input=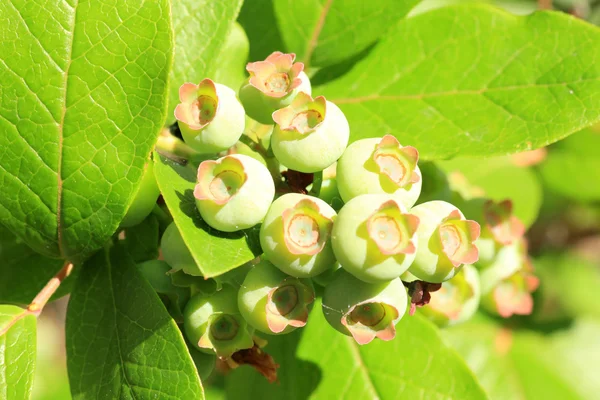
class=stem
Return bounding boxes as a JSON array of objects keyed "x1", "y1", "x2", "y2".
[
  {"x1": 155, "y1": 131, "x2": 198, "y2": 164},
  {"x1": 309, "y1": 171, "x2": 323, "y2": 197},
  {"x1": 28, "y1": 261, "x2": 74, "y2": 316}
]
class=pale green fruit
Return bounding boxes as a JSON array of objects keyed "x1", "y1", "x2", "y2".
[
  {"x1": 194, "y1": 154, "x2": 275, "y2": 232},
  {"x1": 409, "y1": 201, "x2": 481, "y2": 283},
  {"x1": 175, "y1": 78, "x2": 245, "y2": 154},
  {"x1": 418, "y1": 264, "x2": 480, "y2": 327},
  {"x1": 237, "y1": 259, "x2": 314, "y2": 335},
  {"x1": 120, "y1": 161, "x2": 160, "y2": 228},
  {"x1": 332, "y1": 194, "x2": 419, "y2": 283},
  {"x1": 183, "y1": 285, "x2": 254, "y2": 358},
  {"x1": 260, "y1": 193, "x2": 336, "y2": 278},
  {"x1": 322, "y1": 269, "x2": 407, "y2": 345},
  {"x1": 336, "y1": 135, "x2": 422, "y2": 207},
  {"x1": 239, "y1": 51, "x2": 311, "y2": 124},
  {"x1": 161, "y1": 222, "x2": 200, "y2": 276},
  {"x1": 271, "y1": 93, "x2": 349, "y2": 173}
]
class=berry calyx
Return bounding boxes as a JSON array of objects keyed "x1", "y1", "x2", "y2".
[
  {"x1": 483, "y1": 199, "x2": 525, "y2": 246},
  {"x1": 194, "y1": 154, "x2": 275, "y2": 232},
  {"x1": 239, "y1": 52, "x2": 311, "y2": 124},
  {"x1": 238, "y1": 260, "x2": 315, "y2": 335},
  {"x1": 409, "y1": 201, "x2": 480, "y2": 283},
  {"x1": 260, "y1": 193, "x2": 336, "y2": 278},
  {"x1": 271, "y1": 92, "x2": 349, "y2": 173},
  {"x1": 183, "y1": 285, "x2": 254, "y2": 358},
  {"x1": 322, "y1": 270, "x2": 407, "y2": 345},
  {"x1": 336, "y1": 135, "x2": 422, "y2": 207},
  {"x1": 332, "y1": 194, "x2": 419, "y2": 283},
  {"x1": 175, "y1": 78, "x2": 245, "y2": 154}
]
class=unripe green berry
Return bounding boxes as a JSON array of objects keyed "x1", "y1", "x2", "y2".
[
  {"x1": 418, "y1": 264, "x2": 480, "y2": 327},
  {"x1": 479, "y1": 239, "x2": 527, "y2": 295},
  {"x1": 194, "y1": 154, "x2": 275, "y2": 232},
  {"x1": 317, "y1": 178, "x2": 344, "y2": 211},
  {"x1": 260, "y1": 193, "x2": 336, "y2": 278},
  {"x1": 332, "y1": 194, "x2": 419, "y2": 283},
  {"x1": 409, "y1": 201, "x2": 480, "y2": 283},
  {"x1": 239, "y1": 52, "x2": 311, "y2": 124},
  {"x1": 175, "y1": 78, "x2": 245, "y2": 154},
  {"x1": 237, "y1": 260, "x2": 314, "y2": 335},
  {"x1": 322, "y1": 269, "x2": 407, "y2": 345},
  {"x1": 311, "y1": 262, "x2": 341, "y2": 288},
  {"x1": 336, "y1": 135, "x2": 422, "y2": 207},
  {"x1": 161, "y1": 222, "x2": 200, "y2": 276},
  {"x1": 271, "y1": 93, "x2": 349, "y2": 173},
  {"x1": 188, "y1": 346, "x2": 216, "y2": 381},
  {"x1": 183, "y1": 285, "x2": 254, "y2": 358},
  {"x1": 137, "y1": 260, "x2": 191, "y2": 320},
  {"x1": 120, "y1": 161, "x2": 160, "y2": 228},
  {"x1": 414, "y1": 161, "x2": 451, "y2": 205}
]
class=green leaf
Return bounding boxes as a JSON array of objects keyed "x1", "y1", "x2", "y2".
[
  {"x1": 319, "y1": 6, "x2": 600, "y2": 159},
  {"x1": 226, "y1": 299, "x2": 487, "y2": 400},
  {"x1": 538, "y1": 128, "x2": 600, "y2": 202},
  {"x1": 124, "y1": 214, "x2": 160, "y2": 263},
  {"x1": 213, "y1": 22, "x2": 250, "y2": 90},
  {"x1": 445, "y1": 315, "x2": 600, "y2": 399},
  {"x1": 153, "y1": 152, "x2": 261, "y2": 278},
  {"x1": 169, "y1": 0, "x2": 244, "y2": 117},
  {"x1": 238, "y1": 0, "x2": 286, "y2": 61},
  {"x1": 0, "y1": 224, "x2": 67, "y2": 305},
  {"x1": 0, "y1": 1, "x2": 173, "y2": 262},
  {"x1": 0, "y1": 305, "x2": 36, "y2": 400},
  {"x1": 437, "y1": 157, "x2": 542, "y2": 227},
  {"x1": 273, "y1": 0, "x2": 421, "y2": 68},
  {"x1": 66, "y1": 243, "x2": 203, "y2": 399}
]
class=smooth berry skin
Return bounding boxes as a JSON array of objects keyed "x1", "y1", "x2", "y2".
[
  {"x1": 195, "y1": 154, "x2": 275, "y2": 232},
  {"x1": 161, "y1": 222, "x2": 200, "y2": 276},
  {"x1": 322, "y1": 269, "x2": 407, "y2": 345},
  {"x1": 183, "y1": 285, "x2": 254, "y2": 357},
  {"x1": 418, "y1": 264, "x2": 480, "y2": 327},
  {"x1": 332, "y1": 194, "x2": 419, "y2": 283},
  {"x1": 120, "y1": 161, "x2": 160, "y2": 228},
  {"x1": 237, "y1": 259, "x2": 314, "y2": 335},
  {"x1": 260, "y1": 193, "x2": 337, "y2": 278},
  {"x1": 409, "y1": 201, "x2": 479, "y2": 283},
  {"x1": 188, "y1": 346, "x2": 216, "y2": 381},
  {"x1": 479, "y1": 241, "x2": 524, "y2": 295},
  {"x1": 311, "y1": 262, "x2": 341, "y2": 288},
  {"x1": 336, "y1": 138, "x2": 422, "y2": 208},
  {"x1": 239, "y1": 71, "x2": 311, "y2": 124},
  {"x1": 177, "y1": 80, "x2": 245, "y2": 154},
  {"x1": 271, "y1": 99, "x2": 349, "y2": 173}
]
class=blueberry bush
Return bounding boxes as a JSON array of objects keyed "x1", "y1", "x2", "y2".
[{"x1": 1, "y1": 1, "x2": 600, "y2": 399}]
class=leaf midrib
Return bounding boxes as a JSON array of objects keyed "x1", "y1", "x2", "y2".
[
  {"x1": 56, "y1": 0, "x2": 80, "y2": 260},
  {"x1": 330, "y1": 78, "x2": 598, "y2": 104}
]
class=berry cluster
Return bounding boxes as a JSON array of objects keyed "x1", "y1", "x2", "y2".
[{"x1": 135, "y1": 52, "x2": 538, "y2": 370}]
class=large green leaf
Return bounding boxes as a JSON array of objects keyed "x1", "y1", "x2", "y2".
[
  {"x1": 0, "y1": 1, "x2": 172, "y2": 262},
  {"x1": 273, "y1": 0, "x2": 421, "y2": 68},
  {"x1": 238, "y1": 0, "x2": 286, "y2": 61},
  {"x1": 213, "y1": 22, "x2": 250, "y2": 90},
  {"x1": 0, "y1": 224, "x2": 68, "y2": 305},
  {"x1": 226, "y1": 300, "x2": 487, "y2": 400},
  {"x1": 445, "y1": 316, "x2": 600, "y2": 400},
  {"x1": 437, "y1": 156, "x2": 542, "y2": 227},
  {"x1": 153, "y1": 152, "x2": 261, "y2": 278},
  {"x1": 319, "y1": 6, "x2": 600, "y2": 159},
  {"x1": 0, "y1": 305, "x2": 36, "y2": 400},
  {"x1": 169, "y1": 0, "x2": 243, "y2": 118},
  {"x1": 539, "y1": 128, "x2": 600, "y2": 202},
  {"x1": 66, "y1": 243, "x2": 203, "y2": 399}
]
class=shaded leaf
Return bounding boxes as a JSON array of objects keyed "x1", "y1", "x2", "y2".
[
  {"x1": 273, "y1": 0, "x2": 421, "y2": 67},
  {"x1": 169, "y1": 0, "x2": 244, "y2": 117},
  {"x1": 319, "y1": 6, "x2": 600, "y2": 159},
  {"x1": 0, "y1": 0, "x2": 173, "y2": 262},
  {"x1": 0, "y1": 305, "x2": 36, "y2": 400},
  {"x1": 153, "y1": 153, "x2": 261, "y2": 278},
  {"x1": 238, "y1": 0, "x2": 286, "y2": 61},
  {"x1": 0, "y1": 224, "x2": 69, "y2": 305},
  {"x1": 66, "y1": 243, "x2": 203, "y2": 399},
  {"x1": 226, "y1": 299, "x2": 487, "y2": 400},
  {"x1": 539, "y1": 128, "x2": 600, "y2": 202},
  {"x1": 124, "y1": 214, "x2": 160, "y2": 263}
]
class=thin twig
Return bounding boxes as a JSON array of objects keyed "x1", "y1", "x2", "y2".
[{"x1": 28, "y1": 261, "x2": 74, "y2": 316}]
